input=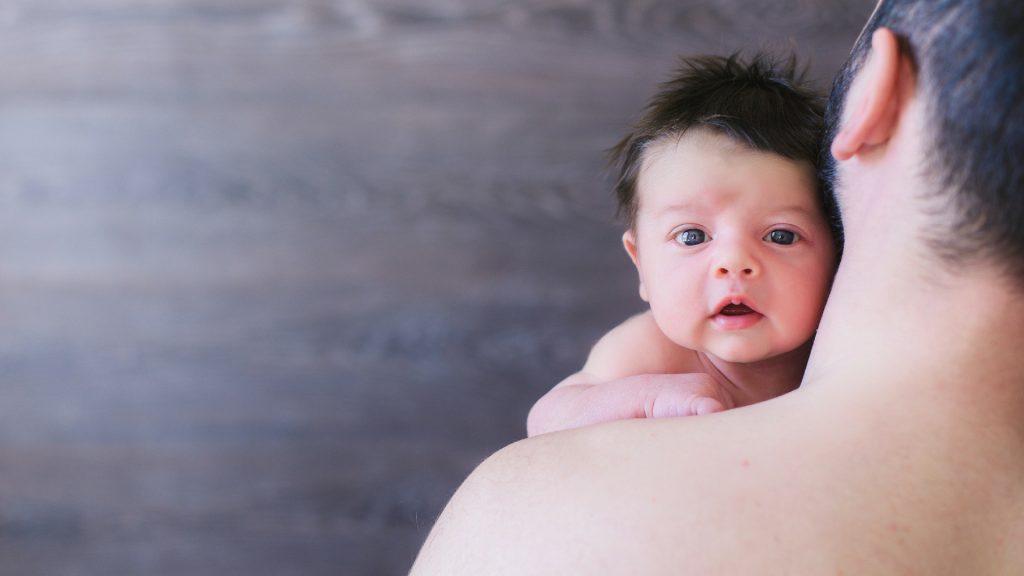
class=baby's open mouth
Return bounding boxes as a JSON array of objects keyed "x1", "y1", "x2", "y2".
[
  {"x1": 711, "y1": 299, "x2": 763, "y2": 330},
  {"x1": 719, "y1": 303, "x2": 756, "y2": 316}
]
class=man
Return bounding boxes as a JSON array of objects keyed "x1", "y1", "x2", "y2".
[{"x1": 411, "y1": 1, "x2": 1024, "y2": 573}]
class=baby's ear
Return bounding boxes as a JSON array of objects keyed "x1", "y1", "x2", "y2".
[{"x1": 622, "y1": 230, "x2": 649, "y2": 302}]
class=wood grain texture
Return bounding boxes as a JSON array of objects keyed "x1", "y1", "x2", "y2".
[{"x1": 0, "y1": 1, "x2": 875, "y2": 574}]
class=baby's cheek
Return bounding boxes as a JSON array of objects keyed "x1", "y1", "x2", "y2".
[
  {"x1": 650, "y1": 303, "x2": 698, "y2": 348},
  {"x1": 787, "y1": 292, "x2": 827, "y2": 340}
]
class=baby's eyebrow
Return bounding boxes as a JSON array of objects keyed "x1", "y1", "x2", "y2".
[
  {"x1": 765, "y1": 205, "x2": 821, "y2": 218},
  {"x1": 653, "y1": 202, "x2": 705, "y2": 216}
]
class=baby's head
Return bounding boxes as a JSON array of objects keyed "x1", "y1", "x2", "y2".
[{"x1": 610, "y1": 54, "x2": 839, "y2": 364}]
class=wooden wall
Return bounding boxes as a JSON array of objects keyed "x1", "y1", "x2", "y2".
[{"x1": 0, "y1": 1, "x2": 874, "y2": 574}]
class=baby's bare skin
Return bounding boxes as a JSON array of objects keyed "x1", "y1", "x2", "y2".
[
  {"x1": 529, "y1": 130, "x2": 834, "y2": 437},
  {"x1": 528, "y1": 311, "x2": 797, "y2": 437}
]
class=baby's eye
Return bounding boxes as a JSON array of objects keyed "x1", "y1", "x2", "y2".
[
  {"x1": 674, "y1": 229, "x2": 708, "y2": 246},
  {"x1": 765, "y1": 229, "x2": 799, "y2": 245}
]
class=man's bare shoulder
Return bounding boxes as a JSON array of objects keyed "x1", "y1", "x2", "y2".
[
  {"x1": 415, "y1": 395, "x2": 855, "y2": 574},
  {"x1": 412, "y1": 391, "x2": 1021, "y2": 575}
]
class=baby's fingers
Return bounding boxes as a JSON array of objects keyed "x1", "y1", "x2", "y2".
[
  {"x1": 692, "y1": 396, "x2": 725, "y2": 416},
  {"x1": 650, "y1": 391, "x2": 725, "y2": 418}
]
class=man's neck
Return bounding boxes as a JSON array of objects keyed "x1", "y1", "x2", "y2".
[{"x1": 804, "y1": 254, "x2": 1024, "y2": 438}]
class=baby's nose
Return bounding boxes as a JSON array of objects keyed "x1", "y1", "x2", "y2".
[
  {"x1": 713, "y1": 247, "x2": 761, "y2": 279},
  {"x1": 714, "y1": 265, "x2": 758, "y2": 278}
]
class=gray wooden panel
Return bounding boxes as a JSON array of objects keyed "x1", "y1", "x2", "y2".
[{"x1": 0, "y1": 1, "x2": 875, "y2": 574}]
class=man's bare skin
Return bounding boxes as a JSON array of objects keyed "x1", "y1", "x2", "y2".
[
  {"x1": 420, "y1": 350, "x2": 1024, "y2": 573},
  {"x1": 412, "y1": 10, "x2": 1024, "y2": 575}
]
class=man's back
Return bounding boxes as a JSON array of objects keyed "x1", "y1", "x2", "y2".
[{"x1": 413, "y1": 382, "x2": 1024, "y2": 575}]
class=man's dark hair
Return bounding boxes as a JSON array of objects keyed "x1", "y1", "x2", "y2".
[
  {"x1": 824, "y1": 0, "x2": 1024, "y2": 283},
  {"x1": 610, "y1": 53, "x2": 836, "y2": 242}
]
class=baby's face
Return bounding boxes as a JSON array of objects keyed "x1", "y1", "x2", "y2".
[{"x1": 624, "y1": 129, "x2": 836, "y2": 364}]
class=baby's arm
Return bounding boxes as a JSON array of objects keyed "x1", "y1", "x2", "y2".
[{"x1": 526, "y1": 312, "x2": 733, "y2": 437}]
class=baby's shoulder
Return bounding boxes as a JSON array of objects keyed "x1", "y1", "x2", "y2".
[
  {"x1": 585, "y1": 311, "x2": 701, "y2": 377},
  {"x1": 601, "y1": 310, "x2": 667, "y2": 342}
]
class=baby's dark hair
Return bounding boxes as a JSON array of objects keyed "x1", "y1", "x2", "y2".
[{"x1": 610, "y1": 53, "x2": 834, "y2": 237}]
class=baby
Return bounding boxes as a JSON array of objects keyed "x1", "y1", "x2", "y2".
[{"x1": 528, "y1": 54, "x2": 840, "y2": 437}]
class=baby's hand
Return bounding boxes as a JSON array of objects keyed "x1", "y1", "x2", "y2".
[
  {"x1": 527, "y1": 372, "x2": 735, "y2": 436},
  {"x1": 628, "y1": 372, "x2": 734, "y2": 418}
]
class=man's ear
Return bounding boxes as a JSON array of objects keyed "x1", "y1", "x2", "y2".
[
  {"x1": 831, "y1": 28, "x2": 906, "y2": 161},
  {"x1": 622, "y1": 230, "x2": 649, "y2": 302}
]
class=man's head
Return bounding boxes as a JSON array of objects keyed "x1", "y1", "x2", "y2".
[{"x1": 824, "y1": 0, "x2": 1024, "y2": 284}]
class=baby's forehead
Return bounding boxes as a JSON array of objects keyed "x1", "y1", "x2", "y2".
[
  {"x1": 643, "y1": 130, "x2": 816, "y2": 176},
  {"x1": 637, "y1": 132, "x2": 822, "y2": 213}
]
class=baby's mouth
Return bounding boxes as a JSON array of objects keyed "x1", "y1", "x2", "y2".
[
  {"x1": 711, "y1": 298, "x2": 763, "y2": 329},
  {"x1": 718, "y1": 303, "x2": 756, "y2": 316}
]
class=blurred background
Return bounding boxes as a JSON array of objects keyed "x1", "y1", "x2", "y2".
[{"x1": 0, "y1": 1, "x2": 872, "y2": 574}]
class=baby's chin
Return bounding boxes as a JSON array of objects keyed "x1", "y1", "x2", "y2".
[
  {"x1": 656, "y1": 327, "x2": 767, "y2": 364},
  {"x1": 702, "y1": 337, "x2": 813, "y2": 366},
  {"x1": 702, "y1": 346, "x2": 777, "y2": 365}
]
